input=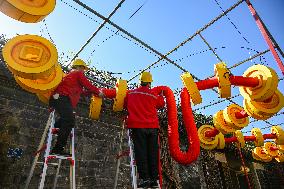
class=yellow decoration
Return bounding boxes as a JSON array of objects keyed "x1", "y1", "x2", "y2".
[
  {"x1": 278, "y1": 145, "x2": 284, "y2": 152},
  {"x1": 223, "y1": 104, "x2": 249, "y2": 130},
  {"x1": 2, "y1": 34, "x2": 57, "y2": 79},
  {"x1": 181, "y1": 72, "x2": 202, "y2": 105},
  {"x1": 214, "y1": 62, "x2": 231, "y2": 98},
  {"x1": 252, "y1": 150, "x2": 262, "y2": 161},
  {"x1": 89, "y1": 96, "x2": 102, "y2": 120},
  {"x1": 36, "y1": 91, "x2": 52, "y2": 104},
  {"x1": 275, "y1": 152, "x2": 284, "y2": 163},
  {"x1": 0, "y1": 0, "x2": 55, "y2": 23},
  {"x1": 243, "y1": 99, "x2": 271, "y2": 120},
  {"x1": 198, "y1": 125, "x2": 218, "y2": 150},
  {"x1": 271, "y1": 126, "x2": 284, "y2": 145},
  {"x1": 253, "y1": 147, "x2": 272, "y2": 162},
  {"x1": 240, "y1": 166, "x2": 250, "y2": 173},
  {"x1": 234, "y1": 130, "x2": 245, "y2": 148},
  {"x1": 113, "y1": 79, "x2": 127, "y2": 112},
  {"x1": 239, "y1": 65, "x2": 278, "y2": 101},
  {"x1": 213, "y1": 110, "x2": 235, "y2": 134},
  {"x1": 216, "y1": 133, "x2": 225, "y2": 149},
  {"x1": 248, "y1": 90, "x2": 284, "y2": 116},
  {"x1": 263, "y1": 142, "x2": 279, "y2": 157},
  {"x1": 198, "y1": 125, "x2": 218, "y2": 145},
  {"x1": 14, "y1": 63, "x2": 63, "y2": 93},
  {"x1": 251, "y1": 128, "x2": 264, "y2": 147}
]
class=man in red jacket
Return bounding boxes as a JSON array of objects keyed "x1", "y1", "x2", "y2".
[
  {"x1": 124, "y1": 72, "x2": 165, "y2": 189},
  {"x1": 50, "y1": 59, "x2": 103, "y2": 156}
]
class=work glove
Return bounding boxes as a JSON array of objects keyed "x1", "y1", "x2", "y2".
[{"x1": 98, "y1": 90, "x2": 104, "y2": 98}]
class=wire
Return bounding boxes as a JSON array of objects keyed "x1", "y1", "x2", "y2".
[
  {"x1": 87, "y1": 0, "x2": 148, "y2": 62},
  {"x1": 42, "y1": 19, "x2": 55, "y2": 45},
  {"x1": 213, "y1": 0, "x2": 250, "y2": 44},
  {"x1": 71, "y1": 0, "x2": 187, "y2": 74},
  {"x1": 127, "y1": 0, "x2": 245, "y2": 82},
  {"x1": 67, "y1": 0, "x2": 126, "y2": 66}
]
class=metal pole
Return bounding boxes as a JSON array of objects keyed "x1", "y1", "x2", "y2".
[
  {"x1": 127, "y1": 129, "x2": 137, "y2": 189},
  {"x1": 71, "y1": 128, "x2": 76, "y2": 189}
]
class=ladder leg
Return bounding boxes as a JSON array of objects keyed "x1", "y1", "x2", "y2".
[
  {"x1": 24, "y1": 112, "x2": 53, "y2": 189},
  {"x1": 39, "y1": 111, "x2": 56, "y2": 189},
  {"x1": 127, "y1": 129, "x2": 137, "y2": 189},
  {"x1": 69, "y1": 128, "x2": 76, "y2": 189},
  {"x1": 113, "y1": 126, "x2": 125, "y2": 189},
  {"x1": 52, "y1": 159, "x2": 62, "y2": 189}
]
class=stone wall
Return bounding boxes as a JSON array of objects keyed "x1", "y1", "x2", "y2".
[
  {"x1": 0, "y1": 63, "x2": 131, "y2": 188},
  {"x1": 1, "y1": 61, "x2": 284, "y2": 189}
]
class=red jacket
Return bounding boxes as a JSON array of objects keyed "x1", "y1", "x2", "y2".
[
  {"x1": 53, "y1": 70, "x2": 100, "y2": 108},
  {"x1": 124, "y1": 86, "x2": 165, "y2": 128}
]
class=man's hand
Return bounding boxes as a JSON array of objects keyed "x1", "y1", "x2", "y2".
[{"x1": 98, "y1": 90, "x2": 104, "y2": 98}]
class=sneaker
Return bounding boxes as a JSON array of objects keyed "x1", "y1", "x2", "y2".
[
  {"x1": 137, "y1": 179, "x2": 150, "y2": 189},
  {"x1": 150, "y1": 180, "x2": 159, "y2": 188}
]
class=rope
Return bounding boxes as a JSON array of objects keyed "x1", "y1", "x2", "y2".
[
  {"x1": 87, "y1": 0, "x2": 148, "y2": 62},
  {"x1": 213, "y1": 0, "x2": 250, "y2": 44},
  {"x1": 109, "y1": 46, "x2": 263, "y2": 76},
  {"x1": 71, "y1": 0, "x2": 187, "y2": 74},
  {"x1": 193, "y1": 94, "x2": 241, "y2": 111},
  {"x1": 228, "y1": 49, "x2": 270, "y2": 69},
  {"x1": 61, "y1": 0, "x2": 160, "y2": 61},
  {"x1": 205, "y1": 49, "x2": 270, "y2": 79},
  {"x1": 243, "y1": 120, "x2": 284, "y2": 134},
  {"x1": 67, "y1": 0, "x2": 126, "y2": 66},
  {"x1": 127, "y1": 0, "x2": 245, "y2": 82},
  {"x1": 213, "y1": 0, "x2": 269, "y2": 68}
]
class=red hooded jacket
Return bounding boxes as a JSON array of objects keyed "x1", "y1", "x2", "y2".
[
  {"x1": 124, "y1": 86, "x2": 165, "y2": 128},
  {"x1": 53, "y1": 70, "x2": 100, "y2": 108}
]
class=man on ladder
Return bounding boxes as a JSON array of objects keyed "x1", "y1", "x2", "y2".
[
  {"x1": 124, "y1": 72, "x2": 165, "y2": 189},
  {"x1": 49, "y1": 59, "x2": 104, "y2": 156}
]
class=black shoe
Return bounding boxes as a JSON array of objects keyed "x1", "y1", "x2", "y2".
[
  {"x1": 150, "y1": 180, "x2": 159, "y2": 188},
  {"x1": 137, "y1": 179, "x2": 150, "y2": 189}
]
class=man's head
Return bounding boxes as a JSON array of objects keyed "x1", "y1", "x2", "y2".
[
  {"x1": 71, "y1": 59, "x2": 88, "y2": 71},
  {"x1": 140, "y1": 72, "x2": 152, "y2": 87}
]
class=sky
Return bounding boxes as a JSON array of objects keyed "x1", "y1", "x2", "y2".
[{"x1": 0, "y1": 0, "x2": 283, "y2": 135}]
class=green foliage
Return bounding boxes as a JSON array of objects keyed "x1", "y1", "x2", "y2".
[{"x1": 0, "y1": 34, "x2": 8, "y2": 61}]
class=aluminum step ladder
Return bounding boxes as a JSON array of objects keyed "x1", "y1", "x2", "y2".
[
  {"x1": 114, "y1": 128, "x2": 161, "y2": 189},
  {"x1": 24, "y1": 111, "x2": 76, "y2": 189}
]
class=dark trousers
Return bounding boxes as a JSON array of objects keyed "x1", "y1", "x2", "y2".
[
  {"x1": 131, "y1": 128, "x2": 159, "y2": 181},
  {"x1": 49, "y1": 95, "x2": 75, "y2": 151}
]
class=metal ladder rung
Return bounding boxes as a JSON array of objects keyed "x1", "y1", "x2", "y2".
[
  {"x1": 24, "y1": 111, "x2": 76, "y2": 189},
  {"x1": 47, "y1": 155, "x2": 72, "y2": 159},
  {"x1": 36, "y1": 162, "x2": 59, "y2": 166}
]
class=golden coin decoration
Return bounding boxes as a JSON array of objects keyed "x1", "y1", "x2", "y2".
[{"x1": 0, "y1": 0, "x2": 56, "y2": 23}]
